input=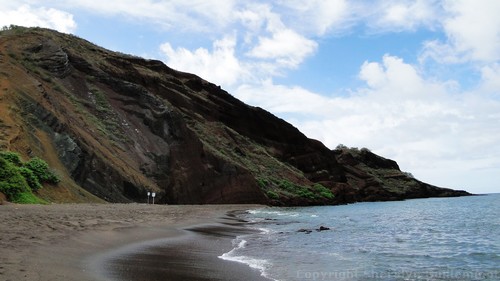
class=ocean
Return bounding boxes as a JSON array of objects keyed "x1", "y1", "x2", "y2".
[{"x1": 220, "y1": 194, "x2": 500, "y2": 281}]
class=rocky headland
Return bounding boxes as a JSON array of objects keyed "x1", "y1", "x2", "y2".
[{"x1": 0, "y1": 26, "x2": 471, "y2": 205}]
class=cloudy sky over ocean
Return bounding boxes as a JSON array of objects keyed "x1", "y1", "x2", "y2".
[{"x1": 1, "y1": 0, "x2": 499, "y2": 194}]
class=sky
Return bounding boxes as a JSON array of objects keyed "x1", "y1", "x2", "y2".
[{"x1": 1, "y1": 0, "x2": 499, "y2": 194}]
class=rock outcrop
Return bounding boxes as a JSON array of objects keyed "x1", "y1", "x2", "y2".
[{"x1": 0, "y1": 27, "x2": 471, "y2": 205}]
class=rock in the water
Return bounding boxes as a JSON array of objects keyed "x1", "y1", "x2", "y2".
[
  {"x1": 298, "y1": 228, "x2": 313, "y2": 234},
  {"x1": 317, "y1": 226, "x2": 330, "y2": 231}
]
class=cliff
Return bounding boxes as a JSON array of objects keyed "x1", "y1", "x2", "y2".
[{"x1": 0, "y1": 27, "x2": 471, "y2": 205}]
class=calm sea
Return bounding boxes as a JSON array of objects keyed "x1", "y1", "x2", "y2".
[{"x1": 220, "y1": 194, "x2": 500, "y2": 281}]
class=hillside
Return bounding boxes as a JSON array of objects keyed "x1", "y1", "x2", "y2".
[{"x1": 0, "y1": 26, "x2": 471, "y2": 205}]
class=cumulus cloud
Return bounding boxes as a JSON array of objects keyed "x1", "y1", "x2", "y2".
[
  {"x1": 247, "y1": 29, "x2": 317, "y2": 69},
  {"x1": 160, "y1": 34, "x2": 246, "y2": 87},
  {"x1": 368, "y1": 0, "x2": 438, "y2": 32},
  {"x1": 358, "y1": 55, "x2": 453, "y2": 100},
  {"x1": 236, "y1": 55, "x2": 459, "y2": 140},
  {"x1": 159, "y1": 2, "x2": 318, "y2": 85},
  {"x1": 0, "y1": 4, "x2": 76, "y2": 33},
  {"x1": 235, "y1": 79, "x2": 329, "y2": 115},
  {"x1": 421, "y1": 0, "x2": 500, "y2": 63},
  {"x1": 236, "y1": 2, "x2": 318, "y2": 71},
  {"x1": 276, "y1": 0, "x2": 351, "y2": 35}
]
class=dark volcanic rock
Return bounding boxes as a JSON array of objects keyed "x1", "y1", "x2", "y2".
[
  {"x1": 0, "y1": 27, "x2": 472, "y2": 205},
  {"x1": 27, "y1": 39, "x2": 70, "y2": 77},
  {"x1": 298, "y1": 228, "x2": 313, "y2": 234}
]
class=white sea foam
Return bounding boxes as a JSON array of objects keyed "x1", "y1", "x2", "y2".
[
  {"x1": 235, "y1": 238, "x2": 247, "y2": 249},
  {"x1": 258, "y1": 227, "x2": 272, "y2": 234},
  {"x1": 248, "y1": 209, "x2": 299, "y2": 217},
  {"x1": 219, "y1": 237, "x2": 279, "y2": 281}
]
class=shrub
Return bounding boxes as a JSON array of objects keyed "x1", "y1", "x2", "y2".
[
  {"x1": 256, "y1": 178, "x2": 269, "y2": 189},
  {"x1": 277, "y1": 179, "x2": 296, "y2": 191},
  {"x1": 335, "y1": 144, "x2": 348, "y2": 150},
  {"x1": 297, "y1": 188, "x2": 316, "y2": 200},
  {"x1": 0, "y1": 157, "x2": 31, "y2": 199},
  {"x1": 403, "y1": 172, "x2": 415, "y2": 178},
  {"x1": 266, "y1": 190, "x2": 279, "y2": 200},
  {"x1": 268, "y1": 178, "x2": 335, "y2": 201},
  {"x1": 0, "y1": 151, "x2": 59, "y2": 203},
  {"x1": 312, "y1": 183, "x2": 335, "y2": 199},
  {"x1": 18, "y1": 167, "x2": 42, "y2": 191},
  {"x1": 24, "y1": 157, "x2": 60, "y2": 184},
  {"x1": 0, "y1": 151, "x2": 23, "y2": 166},
  {"x1": 320, "y1": 191, "x2": 334, "y2": 199}
]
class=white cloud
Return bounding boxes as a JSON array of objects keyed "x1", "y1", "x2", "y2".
[
  {"x1": 235, "y1": 79, "x2": 329, "y2": 115},
  {"x1": 297, "y1": 0, "x2": 350, "y2": 35},
  {"x1": 160, "y1": 34, "x2": 246, "y2": 87},
  {"x1": 359, "y1": 61, "x2": 388, "y2": 89},
  {"x1": 159, "y1": 3, "x2": 318, "y2": 86},
  {"x1": 443, "y1": 0, "x2": 500, "y2": 62},
  {"x1": 236, "y1": 3, "x2": 268, "y2": 36},
  {"x1": 237, "y1": 3, "x2": 318, "y2": 71},
  {"x1": 422, "y1": 0, "x2": 500, "y2": 63},
  {"x1": 370, "y1": 0, "x2": 438, "y2": 32},
  {"x1": 276, "y1": 0, "x2": 351, "y2": 35},
  {"x1": 60, "y1": 0, "x2": 237, "y2": 32},
  {"x1": 0, "y1": 4, "x2": 76, "y2": 33},
  {"x1": 247, "y1": 29, "x2": 317, "y2": 69},
  {"x1": 358, "y1": 55, "x2": 455, "y2": 100},
  {"x1": 479, "y1": 63, "x2": 500, "y2": 96}
]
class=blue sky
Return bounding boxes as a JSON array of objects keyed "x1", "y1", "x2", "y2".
[{"x1": 1, "y1": 1, "x2": 499, "y2": 194}]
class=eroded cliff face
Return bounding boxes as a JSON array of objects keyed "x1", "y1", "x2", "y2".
[{"x1": 0, "y1": 27, "x2": 471, "y2": 205}]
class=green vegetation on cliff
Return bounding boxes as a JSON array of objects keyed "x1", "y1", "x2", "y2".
[
  {"x1": 258, "y1": 177, "x2": 334, "y2": 203},
  {"x1": 0, "y1": 151, "x2": 59, "y2": 203}
]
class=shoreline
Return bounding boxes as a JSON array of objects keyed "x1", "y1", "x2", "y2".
[
  {"x1": 0, "y1": 203, "x2": 267, "y2": 281},
  {"x1": 100, "y1": 213, "x2": 271, "y2": 281}
]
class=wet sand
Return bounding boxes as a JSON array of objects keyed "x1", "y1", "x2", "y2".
[
  {"x1": 102, "y1": 212, "x2": 270, "y2": 281},
  {"x1": 0, "y1": 203, "x2": 267, "y2": 281}
]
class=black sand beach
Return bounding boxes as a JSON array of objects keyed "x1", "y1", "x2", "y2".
[{"x1": 0, "y1": 204, "x2": 268, "y2": 281}]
